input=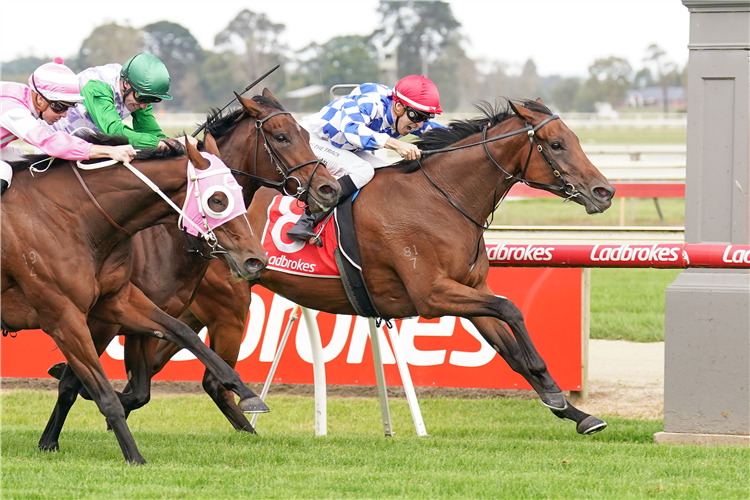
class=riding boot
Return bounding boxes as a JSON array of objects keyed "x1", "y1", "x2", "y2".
[
  {"x1": 286, "y1": 207, "x2": 330, "y2": 246},
  {"x1": 285, "y1": 175, "x2": 359, "y2": 246}
]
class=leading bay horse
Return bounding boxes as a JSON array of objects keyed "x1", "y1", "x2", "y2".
[
  {"x1": 1, "y1": 136, "x2": 268, "y2": 464},
  {"x1": 136, "y1": 99, "x2": 615, "y2": 435},
  {"x1": 41, "y1": 90, "x2": 340, "y2": 441}
]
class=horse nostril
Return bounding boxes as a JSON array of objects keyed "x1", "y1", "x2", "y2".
[
  {"x1": 244, "y1": 258, "x2": 266, "y2": 274},
  {"x1": 594, "y1": 186, "x2": 614, "y2": 200}
]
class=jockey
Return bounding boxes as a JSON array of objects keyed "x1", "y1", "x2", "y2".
[
  {"x1": 287, "y1": 74, "x2": 445, "y2": 244},
  {"x1": 0, "y1": 58, "x2": 137, "y2": 194},
  {"x1": 50, "y1": 53, "x2": 196, "y2": 150}
]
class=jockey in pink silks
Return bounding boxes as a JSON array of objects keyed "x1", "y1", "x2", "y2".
[{"x1": 0, "y1": 58, "x2": 136, "y2": 194}]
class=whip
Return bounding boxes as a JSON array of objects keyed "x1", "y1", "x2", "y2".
[{"x1": 192, "y1": 64, "x2": 280, "y2": 137}]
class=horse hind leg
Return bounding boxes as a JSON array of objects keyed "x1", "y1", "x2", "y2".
[{"x1": 43, "y1": 316, "x2": 146, "y2": 464}]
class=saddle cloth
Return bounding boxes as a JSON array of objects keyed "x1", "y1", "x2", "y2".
[
  {"x1": 261, "y1": 195, "x2": 339, "y2": 278},
  {"x1": 261, "y1": 194, "x2": 382, "y2": 318}
]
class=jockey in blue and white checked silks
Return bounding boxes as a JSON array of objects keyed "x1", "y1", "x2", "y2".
[{"x1": 289, "y1": 75, "x2": 446, "y2": 245}]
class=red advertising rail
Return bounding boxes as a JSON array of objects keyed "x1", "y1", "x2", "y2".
[{"x1": 487, "y1": 243, "x2": 750, "y2": 268}]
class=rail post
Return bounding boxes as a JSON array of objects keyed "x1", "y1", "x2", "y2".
[{"x1": 657, "y1": 0, "x2": 750, "y2": 446}]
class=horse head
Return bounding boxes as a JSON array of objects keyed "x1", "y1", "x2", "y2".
[
  {"x1": 508, "y1": 99, "x2": 615, "y2": 214},
  {"x1": 185, "y1": 135, "x2": 267, "y2": 280},
  {"x1": 211, "y1": 89, "x2": 340, "y2": 213}
]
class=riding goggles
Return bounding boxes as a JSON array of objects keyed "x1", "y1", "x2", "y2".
[
  {"x1": 125, "y1": 78, "x2": 163, "y2": 104},
  {"x1": 132, "y1": 90, "x2": 162, "y2": 104},
  {"x1": 405, "y1": 107, "x2": 435, "y2": 123},
  {"x1": 47, "y1": 100, "x2": 77, "y2": 114}
]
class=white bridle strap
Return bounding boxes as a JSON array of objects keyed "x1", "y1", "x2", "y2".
[{"x1": 76, "y1": 159, "x2": 213, "y2": 240}]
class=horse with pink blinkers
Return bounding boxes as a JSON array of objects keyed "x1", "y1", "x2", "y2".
[
  {"x1": 39, "y1": 90, "x2": 341, "y2": 455},
  {"x1": 2, "y1": 133, "x2": 268, "y2": 464}
]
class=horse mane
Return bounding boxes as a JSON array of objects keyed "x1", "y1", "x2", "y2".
[
  {"x1": 7, "y1": 131, "x2": 185, "y2": 172},
  {"x1": 201, "y1": 95, "x2": 285, "y2": 140},
  {"x1": 396, "y1": 99, "x2": 552, "y2": 174}
]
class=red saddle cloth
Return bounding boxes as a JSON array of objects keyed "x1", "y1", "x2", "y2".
[{"x1": 262, "y1": 195, "x2": 340, "y2": 278}]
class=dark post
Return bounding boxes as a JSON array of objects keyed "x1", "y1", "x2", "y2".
[{"x1": 657, "y1": 0, "x2": 750, "y2": 445}]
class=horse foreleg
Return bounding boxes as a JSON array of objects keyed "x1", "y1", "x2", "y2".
[
  {"x1": 468, "y1": 315, "x2": 606, "y2": 434},
  {"x1": 409, "y1": 278, "x2": 606, "y2": 435},
  {"x1": 39, "y1": 363, "x2": 84, "y2": 452},
  {"x1": 40, "y1": 319, "x2": 132, "y2": 448},
  {"x1": 41, "y1": 312, "x2": 146, "y2": 464},
  {"x1": 91, "y1": 283, "x2": 268, "y2": 415}
]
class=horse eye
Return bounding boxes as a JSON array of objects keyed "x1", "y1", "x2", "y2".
[
  {"x1": 550, "y1": 141, "x2": 563, "y2": 150},
  {"x1": 210, "y1": 197, "x2": 225, "y2": 207},
  {"x1": 274, "y1": 134, "x2": 288, "y2": 143}
]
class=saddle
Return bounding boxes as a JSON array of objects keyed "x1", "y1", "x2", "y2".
[{"x1": 332, "y1": 194, "x2": 384, "y2": 319}]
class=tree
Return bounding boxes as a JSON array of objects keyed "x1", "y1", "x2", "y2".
[
  {"x1": 583, "y1": 56, "x2": 633, "y2": 107},
  {"x1": 77, "y1": 23, "x2": 144, "y2": 69},
  {"x1": 0, "y1": 56, "x2": 47, "y2": 83},
  {"x1": 297, "y1": 36, "x2": 380, "y2": 89},
  {"x1": 142, "y1": 21, "x2": 205, "y2": 111},
  {"x1": 643, "y1": 43, "x2": 676, "y2": 112},
  {"x1": 214, "y1": 9, "x2": 287, "y2": 92},
  {"x1": 549, "y1": 77, "x2": 581, "y2": 112},
  {"x1": 199, "y1": 51, "x2": 248, "y2": 109},
  {"x1": 373, "y1": 1, "x2": 461, "y2": 78}
]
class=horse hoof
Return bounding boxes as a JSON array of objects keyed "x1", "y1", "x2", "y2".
[
  {"x1": 239, "y1": 396, "x2": 270, "y2": 414},
  {"x1": 39, "y1": 442, "x2": 59, "y2": 452},
  {"x1": 577, "y1": 415, "x2": 608, "y2": 435},
  {"x1": 540, "y1": 392, "x2": 568, "y2": 411},
  {"x1": 47, "y1": 362, "x2": 67, "y2": 380}
]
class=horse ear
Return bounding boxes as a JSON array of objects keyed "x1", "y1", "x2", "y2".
[
  {"x1": 186, "y1": 135, "x2": 210, "y2": 170},
  {"x1": 262, "y1": 87, "x2": 278, "y2": 102},
  {"x1": 203, "y1": 133, "x2": 221, "y2": 159},
  {"x1": 234, "y1": 91, "x2": 262, "y2": 118},
  {"x1": 509, "y1": 99, "x2": 534, "y2": 122}
]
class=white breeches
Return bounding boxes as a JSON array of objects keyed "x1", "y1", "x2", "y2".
[
  {"x1": 0, "y1": 146, "x2": 26, "y2": 187},
  {"x1": 306, "y1": 135, "x2": 388, "y2": 190}
]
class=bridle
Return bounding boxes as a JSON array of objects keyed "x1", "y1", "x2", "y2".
[
  {"x1": 68, "y1": 158, "x2": 234, "y2": 259},
  {"x1": 225, "y1": 110, "x2": 326, "y2": 207},
  {"x1": 417, "y1": 113, "x2": 582, "y2": 230}
]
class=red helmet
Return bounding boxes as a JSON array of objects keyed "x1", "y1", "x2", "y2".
[{"x1": 393, "y1": 75, "x2": 442, "y2": 114}]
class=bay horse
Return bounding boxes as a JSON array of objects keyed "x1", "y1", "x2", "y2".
[
  {"x1": 146, "y1": 99, "x2": 616, "y2": 435},
  {"x1": 41, "y1": 90, "x2": 340, "y2": 442},
  {"x1": 1, "y1": 135, "x2": 269, "y2": 464}
]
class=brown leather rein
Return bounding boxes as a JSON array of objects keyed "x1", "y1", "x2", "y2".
[{"x1": 70, "y1": 161, "x2": 134, "y2": 236}]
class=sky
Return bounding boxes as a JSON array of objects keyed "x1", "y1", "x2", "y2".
[{"x1": 0, "y1": 0, "x2": 690, "y2": 78}]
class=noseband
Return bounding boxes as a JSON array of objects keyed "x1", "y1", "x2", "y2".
[
  {"x1": 229, "y1": 110, "x2": 325, "y2": 205},
  {"x1": 418, "y1": 114, "x2": 580, "y2": 230}
]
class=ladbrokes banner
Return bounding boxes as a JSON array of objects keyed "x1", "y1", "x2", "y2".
[{"x1": 1, "y1": 268, "x2": 584, "y2": 390}]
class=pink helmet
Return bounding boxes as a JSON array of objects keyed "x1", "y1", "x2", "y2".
[
  {"x1": 393, "y1": 75, "x2": 442, "y2": 114},
  {"x1": 28, "y1": 58, "x2": 84, "y2": 103}
]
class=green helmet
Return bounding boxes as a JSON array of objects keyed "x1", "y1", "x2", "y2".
[{"x1": 120, "y1": 53, "x2": 173, "y2": 100}]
